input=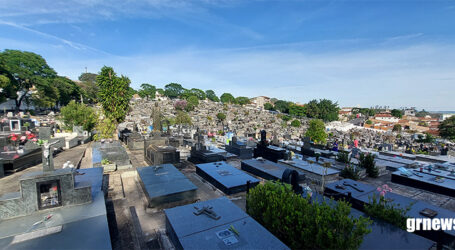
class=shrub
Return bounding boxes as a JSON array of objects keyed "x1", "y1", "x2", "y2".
[
  {"x1": 336, "y1": 151, "x2": 350, "y2": 163},
  {"x1": 364, "y1": 185, "x2": 413, "y2": 230},
  {"x1": 247, "y1": 181, "x2": 371, "y2": 249},
  {"x1": 101, "y1": 159, "x2": 111, "y2": 165},
  {"x1": 290, "y1": 119, "x2": 301, "y2": 127},
  {"x1": 60, "y1": 100, "x2": 97, "y2": 131},
  {"x1": 341, "y1": 165, "x2": 360, "y2": 180},
  {"x1": 93, "y1": 116, "x2": 116, "y2": 141},
  {"x1": 359, "y1": 152, "x2": 378, "y2": 178}
]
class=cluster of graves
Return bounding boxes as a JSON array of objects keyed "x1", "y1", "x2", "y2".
[{"x1": 0, "y1": 114, "x2": 91, "y2": 178}]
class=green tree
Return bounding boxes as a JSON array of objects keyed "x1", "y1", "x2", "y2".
[
  {"x1": 366, "y1": 120, "x2": 373, "y2": 125},
  {"x1": 54, "y1": 76, "x2": 81, "y2": 106},
  {"x1": 60, "y1": 100, "x2": 97, "y2": 131},
  {"x1": 185, "y1": 95, "x2": 199, "y2": 111},
  {"x1": 220, "y1": 93, "x2": 235, "y2": 104},
  {"x1": 264, "y1": 103, "x2": 274, "y2": 111},
  {"x1": 32, "y1": 79, "x2": 60, "y2": 108},
  {"x1": 190, "y1": 88, "x2": 206, "y2": 100},
  {"x1": 235, "y1": 96, "x2": 250, "y2": 106},
  {"x1": 305, "y1": 119, "x2": 327, "y2": 144},
  {"x1": 289, "y1": 104, "x2": 306, "y2": 117},
  {"x1": 304, "y1": 99, "x2": 320, "y2": 118},
  {"x1": 274, "y1": 100, "x2": 291, "y2": 113},
  {"x1": 138, "y1": 83, "x2": 156, "y2": 100},
  {"x1": 175, "y1": 110, "x2": 192, "y2": 125},
  {"x1": 290, "y1": 119, "x2": 301, "y2": 127},
  {"x1": 216, "y1": 112, "x2": 226, "y2": 121},
  {"x1": 416, "y1": 109, "x2": 430, "y2": 117},
  {"x1": 0, "y1": 49, "x2": 57, "y2": 111},
  {"x1": 77, "y1": 72, "x2": 99, "y2": 104},
  {"x1": 317, "y1": 99, "x2": 339, "y2": 122},
  {"x1": 205, "y1": 90, "x2": 220, "y2": 102},
  {"x1": 391, "y1": 109, "x2": 403, "y2": 118},
  {"x1": 392, "y1": 124, "x2": 402, "y2": 132},
  {"x1": 97, "y1": 66, "x2": 131, "y2": 124},
  {"x1": 156, "y1": 88, "x2": 165, "y2": 95},
  {"x1": 164, "y1": 83, "x2": 184, "y2": 98},
  {"x1": 282, "y1": 115, "x2": 292, "y2": 121},
  {"x1": 439, "y1": 116, "x2": 455, "y2": 140}
]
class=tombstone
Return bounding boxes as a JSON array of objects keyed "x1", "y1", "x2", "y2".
[
  {"x1": 301, "y1": 137, "x2": 315, "y2": 157},
  {"x1": 225, "y1": 136, "x2": 254, "y2": 159},
  {"x1": 39, "y1": 126, "x2": 52, "y2": 140},
  {"x1": 0, "y1": 159, "x2": 4, "y2": 178},
  {"x1": 253, "y1": 130, "x2": 288, "y2": 162}
]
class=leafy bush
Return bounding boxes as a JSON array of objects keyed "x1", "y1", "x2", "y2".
[
  {"x1": 364, "y1": 187, "x2": 413, "y2": 230},
  {"x1": 359, "y1": 152, "x2": 378, "y2": 178},
  {"x1": 341, "y1": 165, "x2": 360, "y2": 180},
  {"x1": 336, "y1": 151, "x2": 350, "y2": 163},
  {"x1": 60, "y1": 100, "x2": 97, "y2": 131},
  {"x1": 101, "y1": 159, "x2": 112, "y2": 165},
  {"x1": 290, "y1": 119, "x2": 301, "y2": 127},
  {"x1": 247, "y1": 181, "x2": 371, "y2": 249},
  {"x1": 93, "y1": 116, "x2": 116, "y2": 140}
]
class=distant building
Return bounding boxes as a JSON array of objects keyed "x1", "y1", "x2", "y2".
[
  {"x1": 440, "y1": 113, "x2": 455, "y2": 121},
  {"x1": 374, "y1": 113, "x2": 400, "y2": 123},
  {"x1": 404, "y1": 108, "x2": 416, "y2": 116},
  {"x1": 251, "y1": 96, "x2": 271, "y2": 109}
]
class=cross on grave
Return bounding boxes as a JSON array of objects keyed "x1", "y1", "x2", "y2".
[
  {"x1": 42, "y1": 140, "x2": 59, "y2": 172},
  {"x1": 193, "y1": 205, "x2": 221, "y2": 220}
]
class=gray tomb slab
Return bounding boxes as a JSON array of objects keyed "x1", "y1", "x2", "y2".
[
  {"x1": 196, "y1": 161, "x2": 259, "y2": 194},
  {"x1": 165, "y1": 197, "x2": 289, "y2": 250},
  {"x1": 137, "y1": 164, "x2": 197, "y2": 207},
  {"x1": 241, "y1": 158, "x2": 305, "y2": 181},
  {"x1": 38, "y1": 127, "x2": 52, "y2": 140}
]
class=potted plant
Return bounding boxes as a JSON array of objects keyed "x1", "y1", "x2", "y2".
[{"x1": 101, "y1": 158, "x2": 116, "y2": 172}]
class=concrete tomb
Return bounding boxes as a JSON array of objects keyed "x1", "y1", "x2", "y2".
[
  {"x1": 165, "y1": 197, "x2": 289, "y2": 250},
  {"x1": 196, "y1": 161, "x2": 259, "y2": 195},
  {"x1": 253, "y1": 130, "x2": 288, "y2": 162},
  {"x1": 241, "y1": 158, "x2": 305, "y2": 181},
  {"x1": 225, "y1": 136, "x2": 253, "y2": 159},
  {"x1": 137, "y1": 164, "x2": 197, "y2": 208}
]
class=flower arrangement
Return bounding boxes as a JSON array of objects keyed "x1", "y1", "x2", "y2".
[{"x1": 8, "y1": 131, "x2": 37, "y2": 148}]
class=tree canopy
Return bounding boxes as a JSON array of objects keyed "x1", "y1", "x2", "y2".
[
  {"x1": 220, "y1": 93, "x2": 235, "y2": 104},
  {"x1": 217, "y1": 112, "x2": 226, "y2": 121},
  {"x1": 164, "y1": 83, "x2": 184, "y2": 98},
  {"x1": 138, "y1": 83, "x2": 156, "y2": 100},
  {"x1": 274, "y1": 100, "x2": 291, "y2": 113},
  {"x1": 439, "y1": 116, "x2": 455, "y2": 140},
  {"x1": 97, "y1": 66, "x2": 131, "y2": 124},
  {"x1": 0, "y1": 49, "x2": 58, "y2": 110},
  {"x1": 235, "y1": 96, "x2": 250, "y2": 106},
  {"x1": 205, "y1": 90, "x2": 219, "y2": 102},
  {"x1": 391, "y1": 109, "x2": 403, "y2": 118},
  {"x1": 264, "y1": 103, "x2": 274, "y2": 111},
  {"x1": 190, "y1": 88, "x2": 206, "y2": 100},
  {"x1": 305, "y1": 119, "x2": 327, "y2": 144}
]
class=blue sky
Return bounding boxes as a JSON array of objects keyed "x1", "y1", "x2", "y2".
[{"x1": 1, "y1": 0, "x2": 455, "y2": 110}]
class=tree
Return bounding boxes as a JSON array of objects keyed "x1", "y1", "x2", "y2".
[
  {"x1": 157, "y1": 88, "x2": 165, "y2": 95},
  {"x1": 391, "y1": 109, "x2": 403, "y2": 118},
  {"x1": 60, "y1": 100, "x2": 97, "y2": 131},
  {"x1": 164, "y1": 83, "x2": 184, "y2": 98},
  {"x1": 0, "y1": 49, "x2": 57, "y2": 111},
  {"x1": 235, "y1": 96, "x2": 250, "y2": 106},
  {"x1": 175, "y1": 110, "x2": 192, "y2": 125},
  {"x1": 77, "y1": 72, "x2": 99, "y2": 104},
  {"x1": 186, "y1": 95, "x2": 199, "y2": 111},
  {"x1": 289, "y1": 104, "x2": 305, "y2": 117},
  {"x1": 317, "y1": 99, "x2": 339, "y2": 122},
  {"x1": 274, "y1": 100, "x2": 291, "y2": 113},
  {"x1": 217, "y1": 112, "x2": 226, "y2": 121},
  {"x1": 366, "y1": 120, "x2": 373, "y2": 125},
  {"x1": 205, "y1": 90, "x2": 219, "y2": 102},
  {"x1": 54, "y1": 76, "x2": 81, "y2": 106},
  {"x1": 392, "y1": 124, "x2": 402, "y2": 132},
  {"x1": 291, "y1": 119, "x2": 301, "y2": 127},
  {"x1": 439, "y1": 116, "x2": 455, "y2": 140},
  {"x1": 305, "y1": 119, "x2": 327, "y2": 144},
  {"x1": 416, "y1": 109, "x2": 430, "y2": 117},
  {"x1": 220, "y1": 93, "x2": 235, "y2": 104},
  {"x1": 264, "y1": 103, "x2": 274, "y2": 111},
  {"x1": 138, "y1": 83, "x2": 156, "y2": 100},
  {"x1": 304, "y1": 100, "x2": 320, "y2": 118},
  {"x1": 190, "y1": 88, "x2": 206, "y2": 100},
  {"x1": 32, "y1": 79, "x2": 59, "y2": 108},
  {"x1": 282, "y1": 115, "x2": 292, "y2": 121},
  {"x1": 97, "y1": 66, "x2": 131, "y2": 124}
]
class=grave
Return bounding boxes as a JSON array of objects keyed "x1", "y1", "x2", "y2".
[
  {"x1": 188, "y1": 129, "x2": 225, "y2": 164},
  {"x1": 127, "y1": 132, "x2": 145, "y2": 150},
  {"x1": 391, "y1": 169, "x2": 455, "y2": 198},
  {"x1": 92, "y1": 141, "x2": 132, "y2": 171},
  {"x1": 0, "y1": 167, "x2": 111, "y2": 249},
  {"x1": 137, "y1": 164, "x2": 197, "y2": 208},
  {"x1": 196, "y1": 161, "x2": 259, "y2": 194},
  {"x1": 241, "y1": 158, "x2": 305, "y2": 181},
  {"x1": 165, "y1": 197, "x2": 289, "y2": 250},
  {"x1": 253, "y1": 130, "x2": 288, "y2": 162},
  {"x1": 225, "y1": 136, "x2": 253, "y2": 159},
  {"x1": 308, "y1": 193, "x2": 435, "y2": 250},
  {"x1": 0, "y1": 159, "x2": 4, "y2": 178},
  {"x1": 38, "y1": 126, "x2": 52, "y2": 140},
  {"x1": 278, "y1": 158, "x2": 340, "y2": 184},
  {"x1": 325, "y1": 179, "x2": 455, "y2": 246},
  {"x1": 300, "y1": 136, "x2": 315, "y2": 157},
  {"x1": 118, "y1": 128, "x2": 132, "y2": 143},
  {"x1": 1, "y1": 147, "x2": 42, "y2": 172},
  {"x1": 145, "y1": 145, "x2": 180, "y2": 166}
]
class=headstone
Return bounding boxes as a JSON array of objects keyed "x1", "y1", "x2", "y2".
[{"x1": 39, "y1": 127, "x2": 52, "y2": 140}]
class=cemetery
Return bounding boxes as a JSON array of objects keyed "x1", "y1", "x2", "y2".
[
  {"x1": 278, "y1": 157, "x2": 340, "y2": 184},
  {"x1": 391, "y1": 168, "x2": 455, "y2": 197},
  {"x1": 241, "y1": 158, "x2": 306, "y2": 181},
  {"x1": 195, "y1": 161, "x2": 259, "y2": 195}
]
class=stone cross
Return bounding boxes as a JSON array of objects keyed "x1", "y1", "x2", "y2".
[
  {"x1": 151, "y1": 102, "x2": 162, "y2": 133},
  {"x1": 42, "y1": 141, "x2": 58, "y2": 172}
]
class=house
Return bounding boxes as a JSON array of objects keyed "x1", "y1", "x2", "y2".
[
  {"x1": 374, "y1": 113, "x2": 400, "y2": 123},
  {"x1": 251, "y1": 96, "x2": 271, "y2": 109}
]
